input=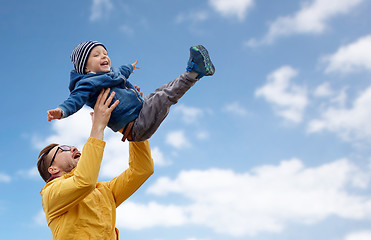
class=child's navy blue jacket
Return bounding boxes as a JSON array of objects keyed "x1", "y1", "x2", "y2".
[{"x1": 58, "y1": 64, "x2": 144, "y2": 132}]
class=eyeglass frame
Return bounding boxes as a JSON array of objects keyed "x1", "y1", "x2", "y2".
[{"x1": 49, "y1": 145, "x2": 73, "y2": 167}]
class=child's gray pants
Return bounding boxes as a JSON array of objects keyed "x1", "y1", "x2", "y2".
[{"x1": 131, "y1": 71, "x2": 198, "y2": 141}]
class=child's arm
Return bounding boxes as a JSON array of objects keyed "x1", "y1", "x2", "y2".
[
  {"x1": 47, "y1": 108, "x2": 63, "y2": 121},
  {"x1": 47, "y1": 79, "x2": 95, "y2": 122},
  {"x1": 119, "y1": 60, "x2": 139, "y2": 79}
]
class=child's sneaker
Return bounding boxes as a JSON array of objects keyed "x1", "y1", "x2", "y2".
[{"x1": 186, "y1": 45, "x2": 215, "y2": 79}]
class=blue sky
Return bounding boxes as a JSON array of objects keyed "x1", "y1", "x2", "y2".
[{"x1": 1, "y1": 0, "x2": 371, "y2": 239}]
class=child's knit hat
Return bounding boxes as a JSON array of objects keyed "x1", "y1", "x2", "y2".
[{"x1": 70, "y1": 41, "x2": 106, "y2": 74}]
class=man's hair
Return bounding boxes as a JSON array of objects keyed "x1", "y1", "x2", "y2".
[{"x1": 37, "y1": 143, "x2": 58, "y2": 182}]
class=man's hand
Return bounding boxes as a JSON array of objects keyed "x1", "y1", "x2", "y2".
[
  {"x1": 47, "y1": 108, "x2": 62, "y2": 121},
  {"x1": 134, "y1": 85, "x2": 143, "y2": 97},
  {"x1": 90, "y1": 88, "x2": 119, "y2": 140}
]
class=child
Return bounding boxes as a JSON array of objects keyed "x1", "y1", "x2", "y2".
[{"x1": 47, "y1": 41, "x2": 215, "y2": 142}]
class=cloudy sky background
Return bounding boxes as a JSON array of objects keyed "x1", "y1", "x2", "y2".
[{"x1": 1, "y1": 0, "x2": 371, "y2": 239}]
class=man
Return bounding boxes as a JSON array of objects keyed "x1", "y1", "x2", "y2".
[{"x1": 37, "y1": 88, "x2": 154, "y2": 239}]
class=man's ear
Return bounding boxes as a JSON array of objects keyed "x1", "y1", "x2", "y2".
[{"x1": 48, "y1": 166, "x2": 60, "y2": 175}]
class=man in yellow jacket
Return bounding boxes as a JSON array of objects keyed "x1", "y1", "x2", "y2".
[{"x1": 37, "y1": 88, "x2": 154, "y2": 240}]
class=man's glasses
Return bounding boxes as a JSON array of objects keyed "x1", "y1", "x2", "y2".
[{"x1": 49, "y1": 145, "x2": 72, "y2": 167}]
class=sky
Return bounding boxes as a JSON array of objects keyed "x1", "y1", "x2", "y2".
[{"x1": 1, "y1": 0, "x2": 371, "y2": 239}]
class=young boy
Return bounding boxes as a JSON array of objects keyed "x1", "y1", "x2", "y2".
[{"x1": 47, "y1": 41, "x2": 215, "y2": 141}]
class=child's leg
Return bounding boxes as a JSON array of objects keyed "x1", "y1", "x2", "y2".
[
  {"x1": 131, "y1": 71, "x2": 198, "y2": 141},
  {"x1": 130, "y1": 45, "x2": 215, "y2": 142}
]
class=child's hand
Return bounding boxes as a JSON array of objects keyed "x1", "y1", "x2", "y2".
[
  {"x1": 47, "y1": 108, "x2": 62, "y2": 121},
  {"x1": 131, "y1": 60, "x2": 139, "y2": 71}
]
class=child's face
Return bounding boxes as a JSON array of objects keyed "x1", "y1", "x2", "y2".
[{"x1": 85, "y1": 45, "x2": 111, "y2": 74}]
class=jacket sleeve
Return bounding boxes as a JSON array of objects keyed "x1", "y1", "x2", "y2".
[
  {"x1": 58, "y1": 80, "x2": 95, "y2": 118},
  {"x1": 42, "y1": 137, "x2": 105, "y2": 224},
  {"x1": 102, "y1": 140, "x2": 154, "y2": 207},
  {"x1": 119, "y1": 64, "x2": 134, "y2": 79}
]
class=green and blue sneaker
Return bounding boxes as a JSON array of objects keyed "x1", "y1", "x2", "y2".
[{"x1": 186, "y1": 45, "x2": 215, "y2": 79}]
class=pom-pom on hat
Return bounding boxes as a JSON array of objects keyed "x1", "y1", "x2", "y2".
[{"x1": 70, "y1": 41, "x2": 106, "y2": 74}]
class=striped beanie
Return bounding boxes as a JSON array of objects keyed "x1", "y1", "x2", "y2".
[{"x1": 70, "y1": 41, "x2": 106, "y2": 74}]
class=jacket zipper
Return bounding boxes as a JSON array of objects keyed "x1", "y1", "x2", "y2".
[{"x1": 120, "y1": 76, "x2": 143, "y2": 103}]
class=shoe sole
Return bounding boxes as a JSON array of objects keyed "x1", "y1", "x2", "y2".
[{"x1": 191, "y1": 45, "x2": 215, "y2": 76}]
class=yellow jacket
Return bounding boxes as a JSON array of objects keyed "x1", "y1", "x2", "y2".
[{"x1": 40, "y1": 137, "x2": 154, "y2": 240}]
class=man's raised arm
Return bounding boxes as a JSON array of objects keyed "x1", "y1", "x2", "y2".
[
  {"x1": 105, "y1": 140, "x2": 154, "y2": 207},
  {"x1": 42, "y1": 89, "x2": 119, "y2": 224}
]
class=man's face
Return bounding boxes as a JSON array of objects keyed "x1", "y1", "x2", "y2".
[
  {"x1": 47, "y1": 145, "x2": 81, "y2": 174},
  {"x1": 85, "y1": 45, "x2": 111, "y2": 74}
]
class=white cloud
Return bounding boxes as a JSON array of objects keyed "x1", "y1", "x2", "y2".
[
  {"x1": 17, "y1": 167, "x2": 39, "y2": 179},
  {"x1": 119, "y1": 25, "x2": 134, "y2": 35},
  {"x1": 255, "y1": 66, "x2": 308, "y2": 123},
  {"x1": 223, "y1": 102, "x2": 248, "y2": 116},
  {"x1": 208, "y1": 0, "x2": 254, "y2": 20},
  {"x1": 0, "y1": 173, "x2": 11, "y2": 183},
  {"x1": 101, "y1": 136, "x2": 171, "y2": 176},
  {"x1": 99, "y1": 134, "x2": 130, "y2": 179},
  {"x1": 344, "y1": 230, "x2": 371, "y2": 240},
  {"x1": 165, "y1": 130, "x2": 191, "y2": 149},
  {"x1": 90, "y1": 0, "x2": 113, "y2": 22},
  {"x1": 330, "y1": 87, "x2": 348, "y2": 107},
  {"x1": 196, "y1": 131, "x2": 209, "y2": 140},
  {"x1": 313, "y1": 83, "x2": 348, "y2": 108},
  {"x1": 116, "y1": 158, "x2": 371, "y2": 236},
  {"x1": 314, "y1": 82, "x2": 334, "y2": 98},
  {"x1": 174, "y1": 104, "x2": 204, "y2": 124},
  {"x1": 247, "y1": 0, "x2": 364, "y2": 46},
  {"x1": 176, "y1": 11, "x2": 209, "y2": 24},
  {"x1": 185, "y1": 238, "x2": 210, "y2": 240},
  {"x1": 34, "y1": 209, "x2": 47, "y2": 226},
  {"x1": 117, "y1": 201, "x2": 187, "y2": 229},
  {"x1": 308, "y1": 85, "x2": 371, "y2": 142},
  {"x1": 151, "y1": 146, "x2": 172, "y2": 167},
  {"x1": 323, "y1": 34, "x2": 371, "y2": 74},
  {"x1": 32, "y1": 107, "x2": 93, "y2": 150}
]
